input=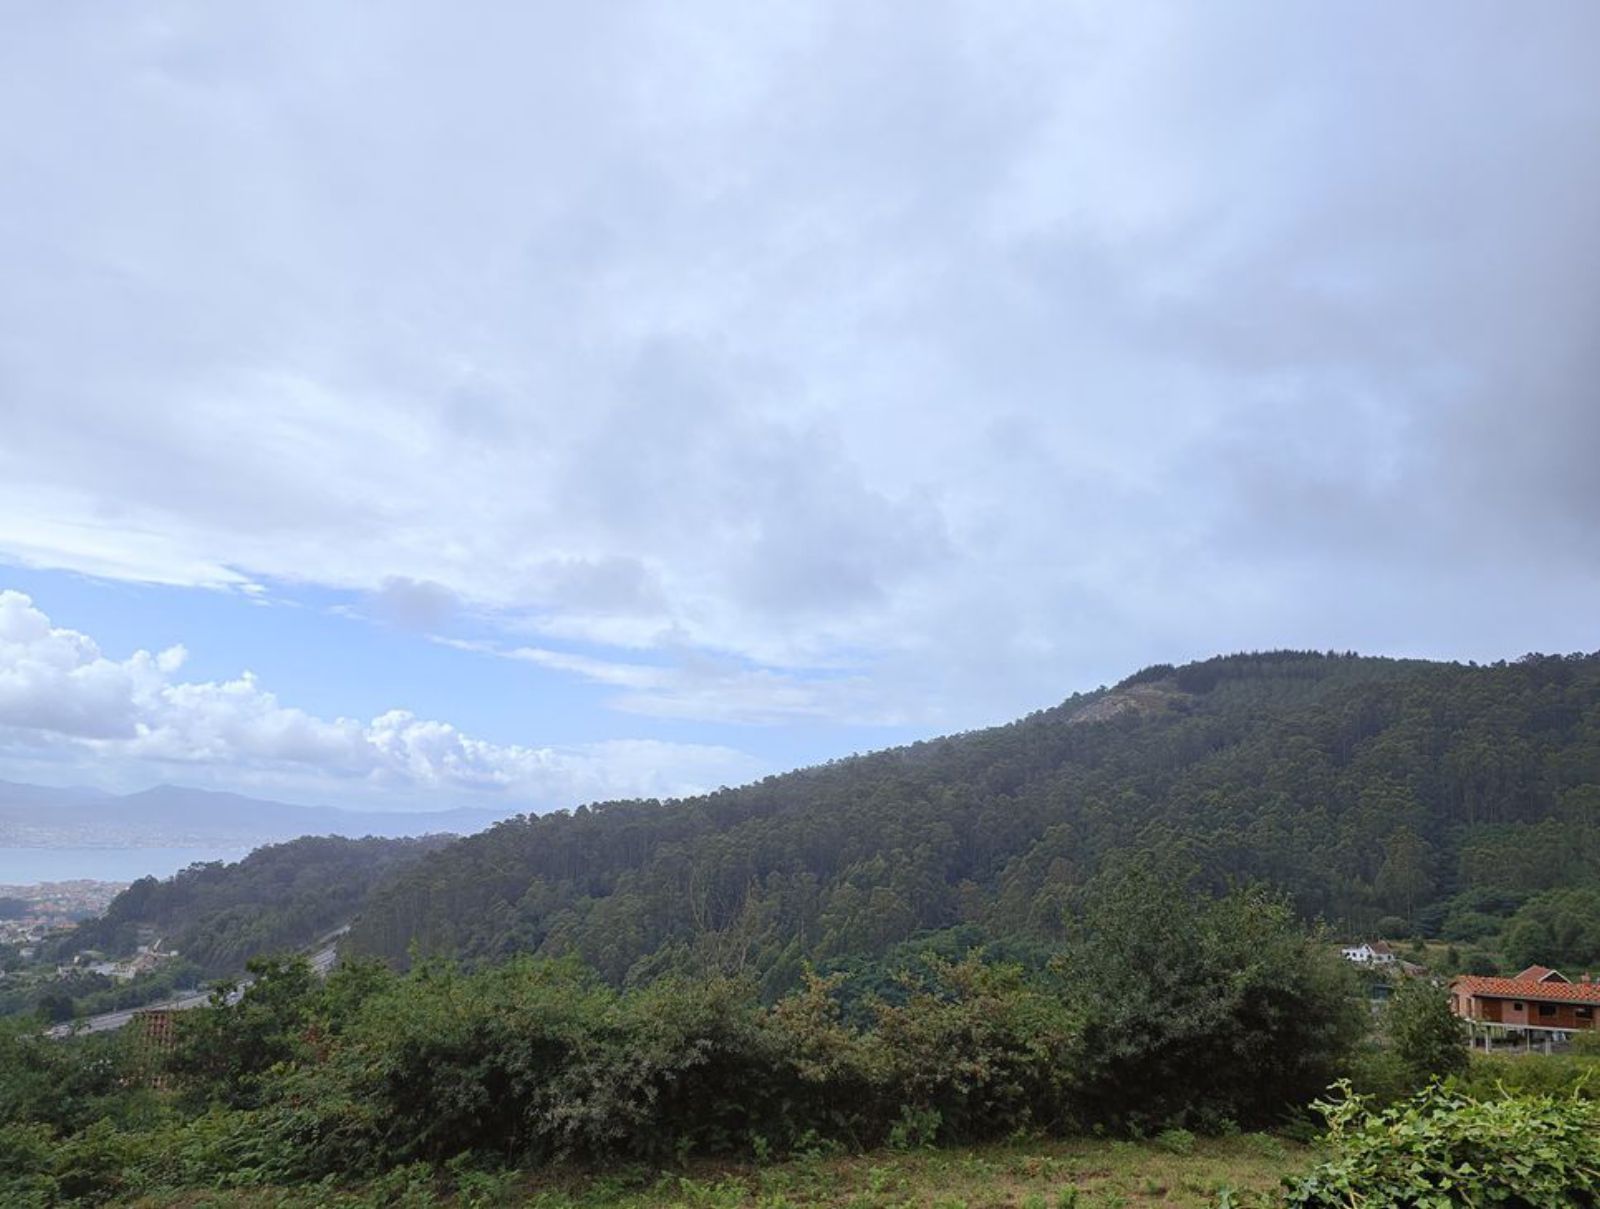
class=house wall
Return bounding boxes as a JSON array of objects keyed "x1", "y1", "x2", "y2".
[
  {"x1": 1528, "y1": 1002, "x2": 1596, "y2": 1030},
  {"x1": 1458, "y1": 994, "x2": 1598, "y2": 1030}
]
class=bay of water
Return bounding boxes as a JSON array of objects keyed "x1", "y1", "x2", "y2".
[{"x1": 0, "y1": 846, "x2": 251, "y2": 886}]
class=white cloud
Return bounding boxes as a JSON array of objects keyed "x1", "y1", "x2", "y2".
[
  {"x1": 0, "y1": 592, "x2": 761, "y2": 806},
  {"x1": 430, "y1": 635, "x2": 882, "y2": 726},
  {"x1": 450, "y1": 639, "x2": 895, "y2": 726}
]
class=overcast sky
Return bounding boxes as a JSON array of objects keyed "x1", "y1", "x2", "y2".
[{"x1": 2, "y1": 2, "x2": 1597, "y2": 811}]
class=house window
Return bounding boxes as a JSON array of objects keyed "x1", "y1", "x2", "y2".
[
  {"x1": 1513, "y1": 1001, "x2": 1525, "y2": 1010},
  {"x1": 1578, "y1": 1007, "x2": 1594, "y2": 1020},
  {"x1": 1538, "y1": 1004, "x2": 1557, "y2": 1018}
]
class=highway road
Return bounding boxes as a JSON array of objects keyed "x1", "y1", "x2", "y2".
[
  {"x1": 46, "y1": 925, "x2": 348, "y2": 1039},
  {"x1": 46, "y1": 988, "x2": 214, "y2": 1038}
]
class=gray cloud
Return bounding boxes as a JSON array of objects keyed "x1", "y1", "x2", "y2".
[
  {"x1": 1, "y1": 2, "x2": 1597, "y2": 734},
  {"x1": 371, "y1": 577, "x2": 460, "y2": 632}
]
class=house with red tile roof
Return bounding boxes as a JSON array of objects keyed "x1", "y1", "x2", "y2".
[
  {"x1": 1450, "y1": 969, "x2": 1600, "y2": 1034},
  {"x1": 1512, "y1": 965, "x2": 1567, "y2": 984}
]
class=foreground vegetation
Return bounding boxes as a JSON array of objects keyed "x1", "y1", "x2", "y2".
[
  {"x1": 3, "y1": 873, "x2": 1364, "y2": 1204},
  {"x1": 122, "y1": 1134, "x2": 1316, "y2": 1208},
  {"x1": 1285, "y1": 1083, "x2": 1600, "y2": 1207},
  {"x1": 6, "y1": 874, "x2": 1600, "y2": 1204}
]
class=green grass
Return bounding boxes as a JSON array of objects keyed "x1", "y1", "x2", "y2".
[{"x1": 129, "y1": 1135, "x2": 1314, "y2": 1209}]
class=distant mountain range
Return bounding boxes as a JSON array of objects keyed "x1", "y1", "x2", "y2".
[{"x1": 0, "y1": 780, "x2": 507, "y2": 849}]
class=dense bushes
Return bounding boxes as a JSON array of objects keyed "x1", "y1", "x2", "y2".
[
  {"x1": 193, "y1": 953, "x2": 1085, "y2": 1177},
  {"x1": 3, "y1": 956, "x2": 1082, "y2": 1200},
  {"x1": 0, "y1": 1018, "x2": 134, "y2": 1136},
  {"x1": 1062, "y1": 869, "x2": 1365, "y2": 1131},
  {"x1": 1285, "y1": 1083, "x2": 1600, "y2": 1207},
  {"x1": 0, "y1": 883, "x2": 1362, "y2": 1203},
  {"x1": 1382, "y1": 979, "x2": 1467, "y2": 1087},
  {"x1": 1448, "y1": 1035, "x2": 1600, "y2": 1103}
]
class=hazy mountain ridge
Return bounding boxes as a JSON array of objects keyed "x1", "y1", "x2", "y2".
[{"x1": 0, "y1": 780, "x2": 506, "y2": 848}]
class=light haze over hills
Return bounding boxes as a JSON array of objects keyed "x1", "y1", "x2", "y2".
[{"x1": 0, "y1": 778, "x2": 504, "y2": 851}]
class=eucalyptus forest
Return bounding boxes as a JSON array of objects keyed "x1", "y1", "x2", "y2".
[{"x1": 348, "y1": 650, "x2": 1600, "y2": 990}]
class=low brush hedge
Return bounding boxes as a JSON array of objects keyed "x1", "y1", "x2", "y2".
[{"x1": 1284, "y1": 1081, "x2": 1600, "y2": 1207}]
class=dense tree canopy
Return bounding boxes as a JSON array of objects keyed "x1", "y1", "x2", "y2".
[
  {"x1": 1500, "y1": 887, "x2": 1600, "y2": 973},
  {"x1": 65, "y1": 835, "x2": 453, "y2": 977},
  {"x1": 340, "y1": 651, "x2": 1600, "y2": 989}
]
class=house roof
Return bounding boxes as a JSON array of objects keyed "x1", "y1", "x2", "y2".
[
  {"x1": 1368, "y1": 940, "x2": 1395, "y2": 955},
  {"x1": 1451, "y1": 975, "x2": 1600, "y2": 1005},
  {"x1": 1514, "y1": 965, "x2": 1568, "y2": 983}
]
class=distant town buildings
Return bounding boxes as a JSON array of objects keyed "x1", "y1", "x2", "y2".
[
  {"x1": 0, "y1": 880, "x2": 126, "y2": 929},
  {"x1": 0, "y1": 881, "x2": 129, "y2": 974},
  {"x1": 72, "y1": 941, "x2": 177, "y2": 982}
]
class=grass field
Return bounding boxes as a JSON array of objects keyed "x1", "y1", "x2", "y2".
[{"x1": 132, "y1": 1134, "x2": 1314, "y2": 1209}]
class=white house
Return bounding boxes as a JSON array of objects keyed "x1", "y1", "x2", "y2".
[{"x1": 1341, "y1": 940, "x2": 1397, "y2": 965}]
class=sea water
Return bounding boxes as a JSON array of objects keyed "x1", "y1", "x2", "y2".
[{"x1": 0, "y1": 846, "x2": 250, "y2": 887}]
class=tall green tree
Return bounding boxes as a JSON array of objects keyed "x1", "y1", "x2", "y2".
[
  {"x1": 1374, "y1": 827, "x2": 1434, "y2": 923},
  {"x1": 1061, "y1": 862, "x2": 1365, "y2": 1130},
  {"x1": 1384, "y1": 979, "x2": 1466, "y2": 1085}
]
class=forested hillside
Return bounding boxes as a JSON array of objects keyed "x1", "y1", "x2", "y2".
[
  {"x1": 347, "y1": 651, "x2": 1600, "y2": 990},
  {"x1": 68, "y1": 835, "x2": 453, "y2": 976}
]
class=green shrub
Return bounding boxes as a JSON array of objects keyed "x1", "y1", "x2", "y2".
[
  {"x1": 1284, "y1": 1081, "x2": 1600, "y2": 1207},
  {"x1": 1383, "y1": 978, "x2": 1467, "y2": 1085},
  {"x1": 1373, "y1": 916, "x2": 1409, "y2": 939},
  {"x1": 0, "y1": 1121, "x2": 60, "y2": 1207},
  {"x1": 1449, "y1": 1050, "x2": 1600, "y2": 1101},
  {"x1": 1343, "y1": 1044, "x2": 1414, "y2": 1105},
  {"x1": 239, "y1": 951, "x2": 1083, "y2": 1173},
  {"x1": 1571, "y1": 1030, "x2": 1600, "y2": 1058},
  {"x1": 1063, "y1": 869, "x2": 1365, "y2": 1132},
  {"x1": 888, "y1": 1105, "x2": 942, "y2": 1151},
  {"x1": 861, "y1": 957, "x2": 1082, "y2": 1144},
  {"x1": 1153, "y1": 1127, "x2": 1194, "y2": 1155}
]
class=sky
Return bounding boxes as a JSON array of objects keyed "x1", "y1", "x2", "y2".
[{"x1": 1, "y1": 2, "x2": 1598, "y2": 813}]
